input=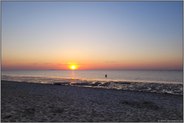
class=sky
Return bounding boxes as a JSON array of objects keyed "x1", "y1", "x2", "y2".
[{"x1": 2, "y1": 2, "x2": 183, "y2": 70}]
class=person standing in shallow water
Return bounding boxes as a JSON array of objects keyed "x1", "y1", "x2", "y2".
[{"x1": 105, "y1": 74, "x2": 107, "y2": 78}]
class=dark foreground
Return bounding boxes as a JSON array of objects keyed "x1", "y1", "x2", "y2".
[{"x1": 1, "y1": 80, "x2": 183, "y2": 122}]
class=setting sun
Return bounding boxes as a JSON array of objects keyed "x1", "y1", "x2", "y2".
[{"x1": 69, "y1": 65, "x2": 78, "y2": 70}]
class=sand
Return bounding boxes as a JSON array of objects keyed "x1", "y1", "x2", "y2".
[{"x1": 1, "y1": 80, "x2": 183, "y2": 122}]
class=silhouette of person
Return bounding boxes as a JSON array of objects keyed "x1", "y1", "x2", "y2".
[{"x1": 105, "y1": 74, "x2": 107, "y2": 78}]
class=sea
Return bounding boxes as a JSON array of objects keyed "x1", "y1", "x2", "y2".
[
  {"x1": 2, "y1": 70, "x2": 183, "y2": 84},
  {"x1": 2, "y1": 70, "x2": 183, "y2": 95}
]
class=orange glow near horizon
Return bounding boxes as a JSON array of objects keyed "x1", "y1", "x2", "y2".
[{"x1": 2, "y1": 59, "x2": 183, "y2": 70}]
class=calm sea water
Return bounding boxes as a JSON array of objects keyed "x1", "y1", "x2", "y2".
[{"x1": 2, "y1": 70, "x2": 183, "y2": 84}]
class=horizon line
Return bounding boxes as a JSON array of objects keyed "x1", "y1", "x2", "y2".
[{"x1": 2, "y1": 68, "x2": 183, "y2": 71}]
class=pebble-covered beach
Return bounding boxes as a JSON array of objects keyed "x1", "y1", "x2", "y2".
[{"x1": 1, "y1": 80, "x2": 183, "y2": 122}]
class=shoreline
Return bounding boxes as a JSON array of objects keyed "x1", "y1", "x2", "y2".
[
  {"x1": 2, "y1": 80, "x2": 182, "y2": 95},
  {"x1": 1, "y1": 80, "x2": 183, "y2": 122},
  {"x1": 2, "y1": 76, "x2": 183, "y2": 95}
]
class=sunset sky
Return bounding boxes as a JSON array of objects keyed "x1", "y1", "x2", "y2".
[{"x1": 2, "y1": 2, "x2": 183, "y2": 70}]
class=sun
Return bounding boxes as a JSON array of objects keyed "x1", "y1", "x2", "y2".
[{"x1": 69, "y1": 64, "x2": 78, "y2": 70}]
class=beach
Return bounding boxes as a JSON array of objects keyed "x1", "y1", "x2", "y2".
[{"x1": 1, "y1": 80, "x2": 183, "y2": 122}]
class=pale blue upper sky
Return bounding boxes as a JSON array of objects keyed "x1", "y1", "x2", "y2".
[{"x1": 2, "y1": 2, "x2": 183, "y2": 70}]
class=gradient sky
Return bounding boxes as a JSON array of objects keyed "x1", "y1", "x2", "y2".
[{"x1": 2, "y1": 2, "x2": 183, "y2": 70}]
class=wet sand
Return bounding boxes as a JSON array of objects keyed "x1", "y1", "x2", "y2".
[{"x1": 1, "y1": 80, "x2": 183, "y2": 122}]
